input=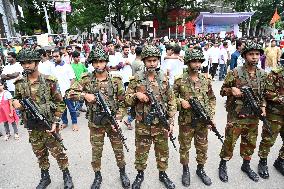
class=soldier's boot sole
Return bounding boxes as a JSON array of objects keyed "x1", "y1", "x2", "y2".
[
  {"x1": 218, "y1": 162, "x2": 228, "y2": 183},
  {"x1": 273, "y1": 160, "x2": 284, "y2": 176},
  {"x1": 258, "y1": 163, "x2": 269, "y2": 179},
  {"x1": 181, "y1": 172, "x2": 190, "y2": 187},
  {"x1": 241, "y1": 165, "x2": 259, "y2": 182},
  {"x1": 36, "y1": 177, "x2": 51, "y2": 189}
]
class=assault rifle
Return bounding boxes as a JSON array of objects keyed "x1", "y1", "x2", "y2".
[
  {"x1": 188, "y1": 97, "x2": 224, "y2": 144},
  {"x1": 21, "y1": 97, "x2": 67, "y2": 150},
  {"x1": 146, "y1": 89, "x2": 177, "y2": 151},
  {"x1": 241, "y1": 86, "x2": 273, "y2": 136},
  {"x1": 95, "y1": 91, "x2": 129, "y2": 152}
]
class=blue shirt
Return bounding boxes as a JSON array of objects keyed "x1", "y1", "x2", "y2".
[{"x1": 230, "y1": 50, "x2": 240, "y2": 70}]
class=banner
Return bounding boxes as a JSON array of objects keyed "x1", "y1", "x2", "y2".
[{"x1": 55, "y1": 2, "x2": 72, "y2": 12}]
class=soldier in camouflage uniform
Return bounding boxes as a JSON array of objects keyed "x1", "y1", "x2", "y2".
[
  {"x1": 13, "y1": 48, "x2": 74, "y2": 189},
  {"x1": 218, "y1": 41, "x2": 267, "y2": 182},
  {"x1": 173, "y1": 49, "x2": 216, "y2": 186},
  {"x1": 257, "y1": 52, "x2": 284, "y2": 178},
  {"x1": 65, "y1": 46, "x2": 130, "y2": 189},
  {"x1": 125, "y1": 45, "x2": 177, "y2": 189}
]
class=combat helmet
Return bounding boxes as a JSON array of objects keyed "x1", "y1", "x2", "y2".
[
  {"x1": 88, "y1": 45, "x2": 109, "y2": 63},
  {"x1": 141, "y1": 45, "x2": 161, "y2": 60},
  {"x1": 17, "y1": 48, "x2": 41, "y2": 63},
  {"x1": 184, "y1": 49, "x2": 205, "y2": 64},
  {"x1": 241, "y1": 41, "x2": 264, "y2": 58}
]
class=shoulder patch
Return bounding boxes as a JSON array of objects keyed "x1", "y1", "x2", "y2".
[{"x1": 45, "y1": 75, "x2": 57, "y2": 82}]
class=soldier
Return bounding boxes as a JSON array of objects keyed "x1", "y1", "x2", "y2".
[
  {"x1": 257, "y1": 52, "x2": 284, "y2": 178},
  {"x1": 12, "y1": 48, "x2": 74, "y2": 189},
  {"x1": 65, "y1": 46, "x2": 130, "y2": 189},
  {"x1": 218, "y1": 41, "x2": 266, "y2": 182},
  {"x1": 173, "y1": 49, "x2": 216, "y2": 186},
  {"x1": 125, "y1": 45, "x2": 177, "y2": 189}
]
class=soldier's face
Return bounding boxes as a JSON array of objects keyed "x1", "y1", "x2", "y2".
[
  {"x1": 144, "y1": 57, "x2": 159, "y2": 71},
  {"x1": 92, "y1": 60, "x2": 107, "y2": 72},
  {"x1": 245, "y1": 50, "x2": 260, "y2": 66},
  {"x1": 189, "y1": 60, "x2": 202, "y2": 72},
  {"x1": 21, "y1": 61, "x2": 38, "y2": 74}
]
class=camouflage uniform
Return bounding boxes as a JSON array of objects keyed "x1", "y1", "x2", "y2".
[
  {"x1": 174, "y1": 49, "x2": 216, "y2": 166},
  {"x1": 125, "y1": 45, "x2": 176, "y2": 189},
  {"x1": 258, "y1": 65, "x2": 284, "y2": 177},
  {"x1": 66, "y1": 47, "x2": 126, "y2": 172},
  {"x1": 14, "y1": 48, "x2": 73, "y2": 189},
  {"x1": 218, "y1": 41, "x2": 266, "y2": 182}
]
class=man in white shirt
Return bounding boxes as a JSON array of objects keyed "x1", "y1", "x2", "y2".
[
  {"x1": 120, "y1": 45, "x2": 133, "y2": 89},
  {"x1": 202, "y1": 43, "x2": 210, "y2": 77},
  {"x1": 51, "y1": 49, "x2": 77, "y2": 130},
  {"x1": 208, "y1": 41, "x2": 221, "y2": 80},
  {"x1": 219, "y1": 42, "x2": 229, "y2": 81},
  {"x1": 1, "y1": 52, "x2": 23, "y2": 96},
  {"x1": 38, "y1": 49, "x2": 54, "y2": 75}
]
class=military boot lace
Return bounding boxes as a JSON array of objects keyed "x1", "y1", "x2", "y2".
[
  {"x1": 119, "y1": 167, "x2": 130, "y2": 188},
  {"x1": 159, "y1": 171, "x2": 175, "y2": 189},
  {"x1": 196, "y1": 165, "x2": 212, "y2": 186},
  {"x1": 258, "y1": 158, "x2": 269, "y2": 179},
  {"x1": 182, "y1": 165, "x2": 190, "y2": 187},
  {"x1": 36, "y1": 170, "x2": 51, "y2": 189},
  {"x1": 241, "y1": 160, "x2": 259, "y2": 182},
  {"x1": 91, "y1": 171, "x2": 102, "y2": 189},
  {"x1": 63, "y1": 169, "x2": 74, "y2": 189},
  {"x1": 132, "y1": 171, "x2": 144, "y2": 189},
  {"x1": 219, "y1": 159, "x2": 228, "y2": 182}
]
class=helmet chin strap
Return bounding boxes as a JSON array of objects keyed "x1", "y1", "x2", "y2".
[{"x1": 94, "y1": 66, "x2": 107, "y2": 74}]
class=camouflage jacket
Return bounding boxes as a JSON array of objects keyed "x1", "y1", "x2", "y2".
[
  {"x1": 14, "y1": 74, "x2": 65, "y2": 124},
  {"x1": 265, "y1": 66, "x2": 284, "y2": 117},
  {"x1": 173, "y1": 69, "x2": 216, "y2": 124},
  {"x1": 66, "y1": 72, "x2": 125, "y2": 126},
  {"x1": 125, "y1": 70, "x2": 176, "y2": 135},
  {"x1": 220, "y1": 65, "x2": 266, "y2": 122}
]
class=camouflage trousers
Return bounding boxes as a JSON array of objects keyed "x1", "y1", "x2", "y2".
[
  {"x1": 179, "y1": 122, "x2": 208, "y2": 165},
  {"x1": 135, "y1": 123, "x2": 169, "y2": 171},
  {"x1": 220, "y1": 121, "x2": 258, "y2": 161},
  {"x1": 89, "y1": 124, "x2": 126, "y2": 172},
  {"x1": 258, "y1": 117, "x2": 284, "y2": 159},
  {"x1": 29, "y1": 130, "x2": 69, "y2": 170}
]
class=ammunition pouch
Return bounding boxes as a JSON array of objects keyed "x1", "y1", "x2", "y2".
[{"x1": 92, "y1": 112, "x2": 111, "y2": 125}]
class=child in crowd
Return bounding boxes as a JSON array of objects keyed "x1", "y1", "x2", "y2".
[{"x1": 0, "y1": 80, "x2": 19, "y2": 140}]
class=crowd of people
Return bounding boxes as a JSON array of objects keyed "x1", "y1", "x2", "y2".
[{"x1": 0, "y1": 33, "x2": 283, "y2": 189}]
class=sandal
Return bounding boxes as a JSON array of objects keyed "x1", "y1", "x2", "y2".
[
  {"x1": 123, "y1": 121, "x2": 133, "y2": 130},
  {"x1": 14, "y1": 134, "x2": 20, "y2": 140},
  {"x1": 60, "y1": 124, "x2": 68, "y2": 130},
  {"x1": 72, "y1": 124, "x2": 79, "y2": 131},
  {"x1": 4, "y1": 134, "x2": 11, "y2": 141}
]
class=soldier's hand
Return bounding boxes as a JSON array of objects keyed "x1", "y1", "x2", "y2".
[
  {"x1": 261, "y1": 107, "x2": 266, "y2": 117},
  {"x1": 181, "y1": 100, "x2": 191, "y2": 109},
  {"x1": 231, "y1": 87, "x2": 243, "y2": 97},
  {"x1": 168, "y1": 124, "x2": 174, "y2": 136},
  {"x1": 111, "y1": 125, "x2": 117, "y2": 132},
  {"x1": 84, "y1": 93, "x2": 96, "y2": 103},
  {"x1": 46, "y1": 123, "x2": 57, "y2": 133},
  {"x1": 207, "y1": 124, "x2": 213, "y2": 131},
  {"x1": 12, "y1": 100, "x2": 22, "y2": 109},
  {"x1": 136, "y1": 92, "x2": 149, "y2": 102},
  {"x1": 116, "y1": 114, "x2": 123, "y2": 121}
]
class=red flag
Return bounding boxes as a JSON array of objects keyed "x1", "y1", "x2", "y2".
[{"x1": 270, "y1": 8, "x2": 281, "y2": 25}]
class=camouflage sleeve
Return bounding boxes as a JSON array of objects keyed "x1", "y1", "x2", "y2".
[
  {"x1": 113, "y1": 76, "x2": 125, "y2": 116},
  {"x1": 165, "y1": 79, "x2": 177, "y2": 119},
  {"x1": 49, "y1": 79, "x2": 65, "y2": 118},
  {"x1": 14, "y1": 81, "x2": 22, "y2": 100},
  {"x1": 173, "y1": 77, "x2": 182, "y2": 111},
  {"x1": 220, "y1": 70, "x2": 235, "y2": 97},
  {"x1": 65, "y1": 75, "x2": 89, "y2": 100},
  {"x1": 265, "y1": 72, "x2": 283, "y2": 103},
  {"x1": 207, "y1": 79, "x2": 216, "y2": 119},
  {"x1": 125, "y1": 78, "x2": 137, "y2": 107}
]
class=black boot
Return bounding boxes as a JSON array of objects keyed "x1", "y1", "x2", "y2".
[
  {"x1": 241, "y1": 160, "x2": 259, "y2": 182},
  {"x1": 273, "y1": 157, "x2": 284, "y2": 176},
  {"x1": 219, "y1": 159, "x2": 228, "y2": 182},
  {"x1": 182, "y1": 165, "x2": 190, "y2": 187},
  {"x1": 132, "y1": 171, "x2": 144, "y2": 189},
  {"x1": 196, "y1": 164, "x2": 212, "y2": 186},
  {"x1": 258, "y1": 158, "x2": 269, "y2": 179},
  {"x1": 119, "y1": 166, "x2": 130, "y2": 188},
  {"x1": 159, "y1": 171, "x2": 175, "y2": 189},
  {"x1": 36, "y1": 169, "x2": 51, "y2": 189},
  {"x1": 63, "y1": 169, "x2": 74, "y2": 189},
  {"x1": 91, "y1": 171, "x2": 102, "y2": 189}
]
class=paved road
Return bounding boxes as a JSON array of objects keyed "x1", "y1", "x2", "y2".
[{"x1": 0, "y1": 81, "x2": 283, "y2": 189}]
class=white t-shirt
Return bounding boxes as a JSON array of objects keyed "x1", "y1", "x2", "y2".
[
  {"x1": 0, "y1": 90, "x2": 12, "y2": 101},
  {"x1": 208, "y1": 47, "x2": 221, "y2": 63},
  {"x1": 121, "y1": 57, "x2": 133, "y2": 84},
  {"x1": 108, "y1": 52, "x2": 123, "y2": 76},
  {"x1": 38, "y1": 60, "x2": 54, "y2": 75},
  {"x1": 50, "y1": 62, "x2": 75, "y2": 96},
  {"x1": 2, "y1": 62, "x2": 23, "y2": 92},
  {"x1": 165, "y1": 58, "x2": 185, "y2": 85},
  {"x1": 202, "y1": 48, "x2": 210, "y2": 67},
  {"x1": 219, "y1": 48, "x2": 229, "y2": 65}
]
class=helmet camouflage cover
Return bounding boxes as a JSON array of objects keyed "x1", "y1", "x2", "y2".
[
  {"x1": 17, "y1": 48, "x2": 41, "y2": 63},
  {"x1": 184, "y1": 49, "x2": 205, "y2": 64},
  {"x1": 241, "y1": 41, "x2": 264, "y2": 57},
  {"x1": 88, "y1": 45, "x2": 109, "y2": 62},
  {"x1": 141, "y1": 45, "x2": 161, "y2": 60}
]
